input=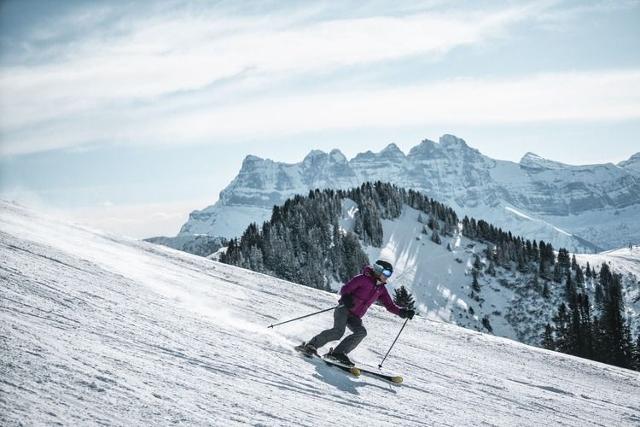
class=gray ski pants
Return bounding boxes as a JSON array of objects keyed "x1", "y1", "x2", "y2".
[{"x1": 308, "y1": 306, "x2": 367, "y2": 354}]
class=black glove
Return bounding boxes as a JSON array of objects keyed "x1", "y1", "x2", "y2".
[
  {"x1": 340, "y1": 294, "x2": 355, "y2": 309},
  {"x1": 399, "y1": 308, "x2": 415, "y2": 319}
]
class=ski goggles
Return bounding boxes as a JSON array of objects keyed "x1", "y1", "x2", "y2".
[{"x1": 373, "y1": 264, "x2": 393, "y2": 278}]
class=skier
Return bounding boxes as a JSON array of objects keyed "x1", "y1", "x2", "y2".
[{"x1": 298, "y1": 260, "x2": 415, "y2": 366}]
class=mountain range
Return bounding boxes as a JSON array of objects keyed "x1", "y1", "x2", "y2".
[{"x1": 162, "y1": 135, "x2": 640, "y2": 254}]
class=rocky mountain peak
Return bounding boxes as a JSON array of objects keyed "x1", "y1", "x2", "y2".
[
  {"x1": 302, "y1": 149, "x2": 350, "y2": 168},
  {"x1": 329, "y1": 149, "x2": 348, "y2": 163},
  {"x1": 380, "y1": 143, "x2": 406, "y2": 159},
  {"x1": 619, "y1": 152, "x2": 640, "y2": 174},
  {"x1": 439, "y1": 134, "x2": 468, "y2": 148},
  {"x1": 519, "y1": 152, "x2": 568, "y2": 171},
  {"x1": 407, "y1": 138, "x2": 438, "y2": 158},
  {"x1": 302, "y1": 149, "x2": 328, "y2": 166},
  {"x1": 240, "y1": 154, "x2": 265, "y2": 170}
]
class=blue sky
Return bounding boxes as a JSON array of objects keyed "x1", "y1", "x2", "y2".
[{"x1": 1, "y1": 0, "x2": 639, "y2": 237}]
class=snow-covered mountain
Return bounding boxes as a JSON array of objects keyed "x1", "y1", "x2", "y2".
[
  {"x1": 3, "y1": 201, "x2": 640, "y2": 426},
  {"x1": 169, "y1": 135, "x2": 640, "y2": 253},
  {"x1": 358, "y1": 205, "x2": 640, "y2": 343}
]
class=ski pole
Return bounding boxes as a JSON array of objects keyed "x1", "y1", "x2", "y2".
[
  {"x1": 267, "y1": 305, "x2": 343, "y2": 329},
  {"x1": 378, "y1": 318, "x2": 409, "y2": 368}
]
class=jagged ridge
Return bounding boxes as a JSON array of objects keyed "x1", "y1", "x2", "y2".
[{"x1": 164, "y1": 135, "x2": 640, "y2": 253}]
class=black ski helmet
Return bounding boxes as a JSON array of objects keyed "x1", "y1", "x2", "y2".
[
  {"x1": 373, "y1": 259, "x2": 393, "y2": 277},
  {"x1": 375, "y1": 259, "x2": 393, "y2": 272}
]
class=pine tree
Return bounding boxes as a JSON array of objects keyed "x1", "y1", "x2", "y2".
[
  {"x1": 557, "y1": 248, "x2": 571, "y2": 271},
  {"x1": 594, "y1": 283, "x2": 604, "y2": 308},
  {"x1": 531, "y1": 273, "x2": 541, "y2": 293},
  {"x1": 482, "y1": 315, "x2": 493, "y2": 333},
  {"x1": 539, "y1": 259, "x2": 547, "y2": 279},
  {"x1": 542, "y1": 281, "x2": 550, "y2": 299},
  {"x1": 427, "y1": 215, "x2": 438, "y2": 231},
  {"x1": 575, "y1": 266, "x2": 585, "y2": 288},
  {"x1": 471, "y1": 269, "x2": 481, "y2": 293},
  {"x1": 341, "y1": 232, "x2": 369, "y2": 282},
  {"x1": 600, "y1": 271, "x2": 632, "y2": 368},
  {"x1": 393, "y1": 286, "x2": 416, "y2": 310},
  {"x1": 591, "y1": 317, "x2": 606, "y2": 364},
  {"x1": 486, "y1": 261, "x2": 496, "y2": 277},
  {"x1": 567, "y1": 295, "x2": 582, "y2": 356},
  {"x1": 532, "y1": 240, "x2": 540, "y2": 262},
  {"x1": 579, "y1": 294, "x2": 594, "y2": 359},
  {"x1": 542, "y1": 323, "x2": 555, "y2": 350},
  {"x1": 565, "y1": 271, "x2": 576, "y2": 306},
  {"x1": 247, "y1": 245, "x2": 264, "y2": 271},
  {"x1": 553, "y1": 263, "x2": 563, "y2": 283},
  {"x1": 552, "y1": 303, "x2": 571, "y2": 353},
  {"x1": 472, "y1": 255, "x2": 480, "y2": 270}
]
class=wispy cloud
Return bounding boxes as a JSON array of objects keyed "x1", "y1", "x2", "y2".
[
  {"x1": 0, "y1": 2, "x2": 548, "y2": 155},
  {"x1": 3, "y1": 68, "x2": 639, "y2": 156},
  {"x1": 2, "y1": 1, "x2": 637, "y2": 157}
]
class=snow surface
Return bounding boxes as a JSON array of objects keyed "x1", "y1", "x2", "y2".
[
  {"x1": 577, "y1": 246, "x2": 640, "y2": 282},
  {"x1": 2, "y1": 201, "x2": 640, "y2": 426}
]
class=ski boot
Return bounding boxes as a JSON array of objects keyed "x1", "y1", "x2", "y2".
[
  {"x1": 326, "y1": 348, "x2": 355, "y2": 367},
  {"x1": 295, "y1": 342, "x2": 318, "y2": 357}
]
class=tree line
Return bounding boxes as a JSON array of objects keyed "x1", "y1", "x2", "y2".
[
  {"x1": 461, "y1": 213, "x2": 639, "y2": 371},
  {"x1": 221, "y1": 182, "x2": 457, "y2": 289},
  {"x1": 543, "y1": 262, "x2": 639, "y2": 370}
]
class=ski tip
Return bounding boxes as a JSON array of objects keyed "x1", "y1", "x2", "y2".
[{"x1": 390, "y1": 376, "x2": 403, "y2": 384}]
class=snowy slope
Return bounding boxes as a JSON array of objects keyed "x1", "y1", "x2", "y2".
[
  {"x1": 343, "y1": 205, "x2": 585, "y2": 346},
  {"x1": 576, "y1": 246, "x2": 640, "y2": 282},
  {"x1": 2, "y1": 201, "x2": 640, "y2": 426}
]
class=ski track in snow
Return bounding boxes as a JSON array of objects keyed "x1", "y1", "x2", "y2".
[{"x1": 1, "y1": 201, "x2": 640, "y2": 426}]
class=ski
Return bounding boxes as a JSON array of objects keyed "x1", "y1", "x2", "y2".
[
  {"x1": 294, "y1": 345, "x2": 361, "y2": 377},
  {"x1": 322, "y1": 357, "x2": 361, "y2": 377},
  {"x1": 356, "y1": 367, "x2": 403, "y2": 384}
]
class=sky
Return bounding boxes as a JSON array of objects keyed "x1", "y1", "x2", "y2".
[{"x1": 1, "y1": 0, "x2": 639, "y2": 238}]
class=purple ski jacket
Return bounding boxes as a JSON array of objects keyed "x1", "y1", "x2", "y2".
[{"x1": 339, "y1": 266, "x2": 402, "y2": 318}]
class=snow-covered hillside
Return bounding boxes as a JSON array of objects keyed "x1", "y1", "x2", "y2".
[
  {"x1": 576, "y1": 246, "x2": 640, "y2": 279},
  {"x1": 362, "y1": 207, "x2": 520, "y2": 340},
  {"x1": 2, "y1": 201, "x2": 640, "y2": 426},
  {"x1": 340, "y1": 202, "x2": 640, "y2": 346}
]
